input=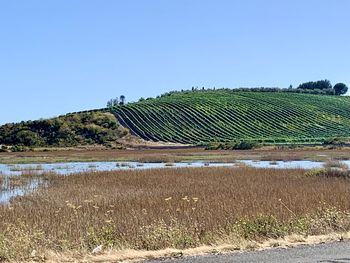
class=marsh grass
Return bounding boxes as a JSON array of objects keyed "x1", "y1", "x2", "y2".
[
  {"x1": 137, "y1": 155, "x2": 178, "y2": 163},
  {"x1": 0, "y1": 167, "x2": 350, "y2": 261},
  {"x1": 6, "y1": 176, "x2": 28, "y2": 188},
  {"x1": 1, "y1": 171, "x2": 55, "y2": 193},
  {"x1": 323, "y1": 160, "x2": 349, "y2": 170},
  {"x1": 54, "y1": 165, "x2": 70, "y2": 170},
  {"x1": 8, "y1": 165, "x2": 23, "y2": 172},
  {"x1": 2, "y1": 147, "x2": 350, "y2": 165},
  {"x1": 9, "y1": 164, "x2": 43, "y2": 172},
  {"x1": 0, "y1": 173, "x2": 5, "y2": 191},
  {"x1": 305, "y1": 160, "x2": 350, "y2": 179}
]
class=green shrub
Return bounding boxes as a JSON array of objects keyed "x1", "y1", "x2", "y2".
[
  {"x1": 307, "y1": 207, "x2": 350, "y2": 235},
  {"x1": 233, "y1": 215, "x2": 287, "y2": 240},
  {"x1": 323, "y1": 137, "x2": 346, "y2": 145},
  {"x1": 232, "y1": 141, "x2": 258, "y2": 150},
  {"x1": 0, "y1": 145, "x2": 8, "y2": 152},
  {"x1": 135, "y1": 219, "x2": 197, "y2": 250},
  {"x1": 11, "y1": 145, "x2": 27, "y2": 152},
  {"x1": 305, "y1": 161, "x2": 349, "y2": 179}
]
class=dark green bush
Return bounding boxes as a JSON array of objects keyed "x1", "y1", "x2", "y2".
[
  {"x1": 234, "y1": 215, "x2": 288, "y2": 239},
  {"x1": 323, "y1": 137, "x2": 346, "y2": 145},
  {"x1": 205, "y1": 141, "x2": 259, "y2": 150},
  {"x1": 0, "y1": 112, "x2": 128, "y2": 150},
  {"x1": 232, "y1": 141, "x2": 258, "y2": 150}
]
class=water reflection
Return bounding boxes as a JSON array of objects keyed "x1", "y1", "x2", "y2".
[{"x1": 0, "y1": 176, "x2": 43, "y2": 204}]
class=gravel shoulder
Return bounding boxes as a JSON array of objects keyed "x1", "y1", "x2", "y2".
[{"x1": 143, "y1": 241, "x2": 350, "y2": 263}]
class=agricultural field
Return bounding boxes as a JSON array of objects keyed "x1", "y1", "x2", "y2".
[{"x1": 113, "y1": 91, "x2": 350, "y2": 145}]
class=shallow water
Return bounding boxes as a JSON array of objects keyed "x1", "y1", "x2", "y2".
[
  {"x1": 1, "y1": 159, "x2": 345, "y2": 177},
  {"x1": 0, "y1": 161, "x2": 237, "y2": 177},
  {"x1": 0, "y1": 178, "x2": 42, "y2": 204},
  {"x1": 1, "y1": 159, "x2": 349, "y2": 204},
  {"x1": 240, "y1": 160, "x2": 326, "y2": 169}
]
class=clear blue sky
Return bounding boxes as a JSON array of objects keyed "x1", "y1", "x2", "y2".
[{"x1": 1, "y1": 0, "x2": 349, "y2": 124}]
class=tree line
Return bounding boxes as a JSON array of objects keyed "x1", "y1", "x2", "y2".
[
  {"x1": 157, "y1": 80, "x2": 348, "y2": 98},
  {"x1": 296, "y1": 80, "x2": 347, "y2": 95},
  {"x1": 107, "y1": 95, "x2": 126, "y2": 108}
]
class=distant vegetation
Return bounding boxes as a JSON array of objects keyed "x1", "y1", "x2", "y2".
[
  {"x1": 114, "y1": 90, "x2": 350, "y2": 145},
  {"x1": 157, "y1": 80, "x2": 347, "y2": 98},
  {"x1": 106, "y1": 95, "x2": 126, "y2": 108},
  {"x1": 0, "y1": 111, "x2": 128, "y2": 151},
  {"x1": 297, "y1": 79, "x2": 348, "y2": 95}
]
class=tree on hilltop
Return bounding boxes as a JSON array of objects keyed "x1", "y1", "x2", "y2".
[
  {"x1": 334, "y1": 83, "x2": 348, "y2": 95},
  {"x1": 106, "y1": 97, "x2": 119, "y2": 108},
  {"x1": 106, "y1": 95, "x2": 126, "y2": 108},
  {"x1": 119, "y1": 95, "x2": 125, "y2": 105},
  {"x1": 297, "y1": 79, "x2": 332, "y2": 90}
]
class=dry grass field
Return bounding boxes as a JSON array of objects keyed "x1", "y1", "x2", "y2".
[
  {"x1": 1, "y1": 167, "x2": 350, "y2": 261},
  {"x1": 1, "y1": 147, "x2": 350, "y2": 164}
]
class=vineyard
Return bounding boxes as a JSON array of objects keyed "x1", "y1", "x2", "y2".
[{"x1": 112, "y1": 91, "x2": 350, "y2": 145}]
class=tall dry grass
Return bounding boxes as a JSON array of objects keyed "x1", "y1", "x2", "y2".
[
  {"x1": 0, "y1": 173, "x2": 4, "y2": 187},
  {"x1": 0, "y1": 167, "x2": 350, "y2": 260},
  {"x1": 1, "y1": 147, "x2": 350, "y2": 164}
]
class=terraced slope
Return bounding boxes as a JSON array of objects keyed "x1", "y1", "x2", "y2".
[{"x1": 113, "y1": 91, "x2": 350, "y2": 144}]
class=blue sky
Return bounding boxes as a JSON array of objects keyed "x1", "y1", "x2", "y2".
[{"x1": 1, "y1": 0, "x2": 349, "y2": 124}]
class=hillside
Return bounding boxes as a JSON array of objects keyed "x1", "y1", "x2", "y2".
[
  {"x1": 0, "y1": 111, "x2": 129, "y2": 151},
  {"x1": 113, "y1": 91, "x2": 350, "y2": 145},
  {"x1": 1, "y1": 90, "x2": 350, "y2": 151}
]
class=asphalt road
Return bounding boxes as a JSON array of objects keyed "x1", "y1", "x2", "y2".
[{"x1": 144, "y1": 241, "x2": 350, "y2": 263}]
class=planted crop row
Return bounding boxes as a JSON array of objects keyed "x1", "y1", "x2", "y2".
[{"x1": 113, "y1": 91, "x2": 350, "y2": 144}]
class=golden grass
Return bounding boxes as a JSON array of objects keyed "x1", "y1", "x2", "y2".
[
  {"x1": 1, "y1": 167, "x2": 350, "y2": 261},
  {"x1": 0, "y1": 173, "x2": 4, "y2": 188},
  {"x1": 323, "y1": 160, "x2": 349, "y2": 170},
  {"x1": 42, "y1": 232, "x2": 350, "y2": 263},
  {"x1": 1, "y1": 147, "x2": 350, "y2": 164}
]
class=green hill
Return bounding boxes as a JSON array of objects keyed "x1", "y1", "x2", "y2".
[
  {"x1": 2, "y1": 90, "x2": 350, "y2": 151},
  {"x1": 113, "y1": 91, "x2": 350, "y2": 145}
]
